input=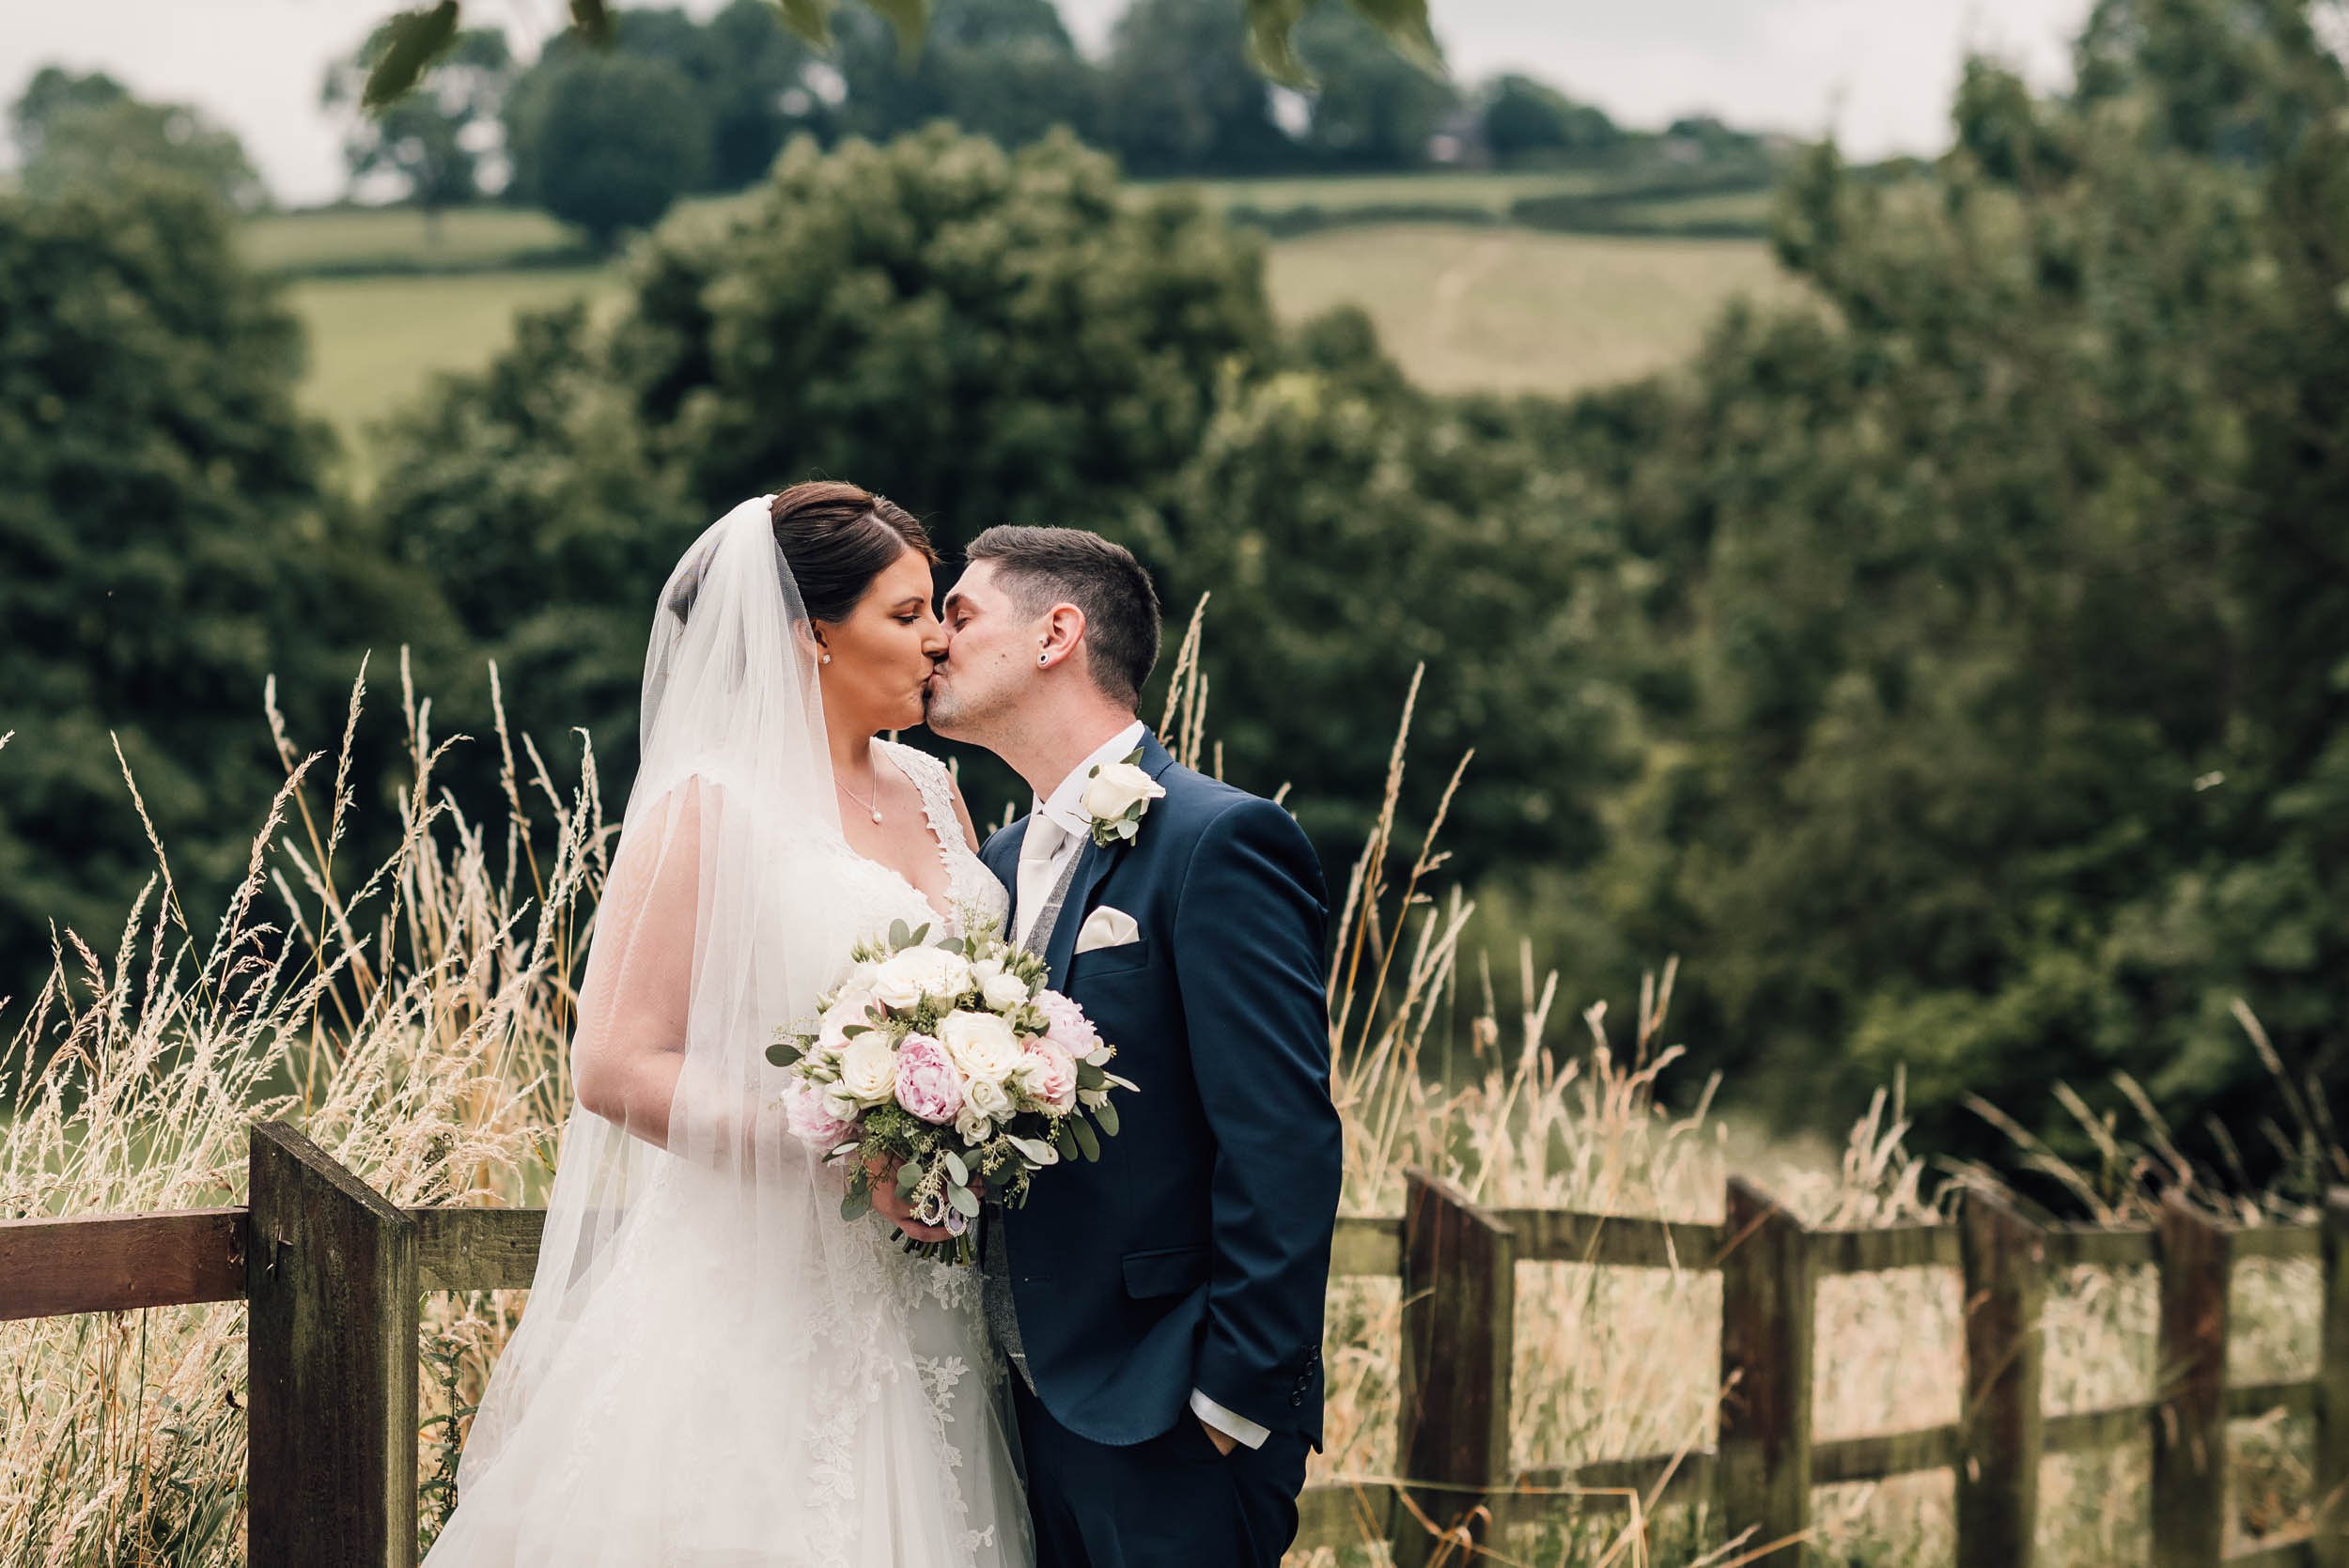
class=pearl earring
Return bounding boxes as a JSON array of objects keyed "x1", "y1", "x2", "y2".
[{"x1": 820, "y1": 652, "x2": 832, "y2": 665}]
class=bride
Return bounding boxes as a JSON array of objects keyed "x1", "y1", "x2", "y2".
[{"x1": 422, "y1": 484, "x2": 1033, "y2": 1568}]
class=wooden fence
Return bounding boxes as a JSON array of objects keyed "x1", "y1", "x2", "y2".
[{"x1": 4, "y1": 1121, "x2": 2347, "y2": 1565}]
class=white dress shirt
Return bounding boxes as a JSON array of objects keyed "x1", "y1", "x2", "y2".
[{"x1": 1016, "y1": 721, "x2": 1269, "y2": 1452}]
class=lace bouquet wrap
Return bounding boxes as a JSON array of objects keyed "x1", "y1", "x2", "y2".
[{"x1": 770, "y1": 916, "x2": 1134, "y2": 1264}]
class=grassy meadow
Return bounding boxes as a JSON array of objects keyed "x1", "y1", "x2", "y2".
[
  {"x1": 258, "y1": 182, "x2": 1796, "y2": 479},
  {"x1": 0, "y1": 645, "x2": 2324, "y2": 1566}
]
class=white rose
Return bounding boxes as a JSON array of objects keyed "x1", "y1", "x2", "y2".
[
  {"x1": 955, "y1": 1104, "x2": 994, "y2": 1143},
  {"x1": 979, "y1": 968, "x2": 1032, "y2": 1011},
  {"x1": 821, "y1": 1085, "x2": 860, "y2": 1125},
  {"x1": 837, "y1": 1033, "x2": 897, "y2": 1106},
  {"x1": 964, "y1": 1074, "x2": 1014, "y2": 1122},
  {"x1": 870, "y1": 946, "x2": 972, "y2": 1010},
  {"x1": 1079, "y1": 760, "x2": 1165, "y2": 823},
  {"x1": 939, "y1": 1008, "x2": 1024, "y2": 1083}
]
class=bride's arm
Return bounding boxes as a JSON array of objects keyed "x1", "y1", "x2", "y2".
[{"x1": 571, "y1": 778, "x2": 708, "y2": 1153}]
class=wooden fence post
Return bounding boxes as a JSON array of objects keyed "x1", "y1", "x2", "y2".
[
  {"x1": 1395, "y1": 1169, "x2": 1517, "y2": 1568},
  {"x1": 2153, "y1": 1193, "x2": 2232, "y2": 1568},
  {"x1": 1956, "y1": 1188, "x2": 2046, "y2": 1568},
  {"x1": 2315, "y1": 1188, "x2": 2349, "y2": 1567},
  {"x1": 1717, "y1": 1177, "x2": 1814, "y2": 1563},
  {"x1": 248, "y1": 1120, "x2": 420, "y2": 1568}
]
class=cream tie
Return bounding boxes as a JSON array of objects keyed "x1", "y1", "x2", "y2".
[{"x1": 1014, "y1": 815, "x2": 1070, "y2": 951}]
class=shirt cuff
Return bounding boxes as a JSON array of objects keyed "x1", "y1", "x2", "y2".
[{"x1": 1189, "y1": 1387, "x2": 1270, "y2": 1451}]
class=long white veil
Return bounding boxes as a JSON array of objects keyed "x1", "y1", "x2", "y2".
[{"x1": 432, "y1": 496, "x2": 1029, "y2": 1566}]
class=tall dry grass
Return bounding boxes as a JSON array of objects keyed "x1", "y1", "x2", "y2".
[{"x1": 0, "y1": 626, "x2": 2329, "y2": 1565}]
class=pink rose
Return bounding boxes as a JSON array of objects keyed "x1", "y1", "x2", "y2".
[
  {"x1": 893, "y1": 1033, "x2": 965, "y2": 1126},
  {"x1": 783, "y1": 1079, "x2": 857, "y2": 1148},
  {"x1": 1031, "y1": 989, "x2": 1097, "y2": 1059},
  {"x1": 1017, "y1": 1039, "x2": 1080, "y2": 1116}
]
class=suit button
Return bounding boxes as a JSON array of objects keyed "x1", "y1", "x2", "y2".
[{"x1": 1288, "y1": 1392, "x2": 1304, "y2": 1406}]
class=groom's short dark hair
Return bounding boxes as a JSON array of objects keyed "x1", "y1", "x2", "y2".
[{"x1": 967, "y1": 526, "x2": 1161, "y2": 707}]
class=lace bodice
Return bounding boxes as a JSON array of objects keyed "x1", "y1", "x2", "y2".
[{"x1": 872, "y1": 738, "x2": 1010, "y2": 939}]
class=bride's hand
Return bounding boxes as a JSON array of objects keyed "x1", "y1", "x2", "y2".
[{"x1": 866, "y1": 1154, "x2": 958, "y2": 1243}]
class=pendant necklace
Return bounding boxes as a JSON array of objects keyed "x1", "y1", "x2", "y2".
[{"x1": 841, "y1": 757, "x2": 884, "y2": 825}]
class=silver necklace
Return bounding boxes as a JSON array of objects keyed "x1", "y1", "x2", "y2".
[{"x1": 840, "y1": 757, "x2": 884, "y2": 825}]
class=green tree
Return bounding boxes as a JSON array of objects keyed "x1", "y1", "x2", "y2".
[
  {"x1": 347, "y1": 0, "x2": 1434, "y2": 106},
  {"x1": 1143, "y1": 325, "x2": 1631, "y2": 877},
  {"x1": 9, "y1": 68, "x2": 269, "y2": 213},
  {"x1": 1480, "y1": 73, "x2": 1621, "y2": 163},
  {"x1": 322, "y1": 23, "x2": 515, "y2": 225},
  {"x1": 1291, "y1": 2, "x2": 1457, "y2": 169},
  {"x1": 835, "y1": 0, "x2": 1101, "y2": 152},
  {"x1": 0, "y1": 177, "x2": 420, "y2": 1018},
  {"x1": 505, "y1": 51, "x2": 709, "y2": 248},
  {"x1": 1099, "y1": 0, "x2": 1297, "y2": 175},
  {"x1": 1557, "y1": 0, "x2": 2349, "y2": 1172}
]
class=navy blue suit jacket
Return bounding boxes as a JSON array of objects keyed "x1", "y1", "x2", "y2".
[{"x1": 980, "y1": 730, "x2": 1342, "y2": 1451}]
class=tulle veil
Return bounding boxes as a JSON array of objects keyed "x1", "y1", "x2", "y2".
[{"x1": 424, "y1": 496, "x2": 1032, "y2": 1567}]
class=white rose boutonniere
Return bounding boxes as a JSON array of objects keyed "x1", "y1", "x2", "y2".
[{"x1": 1079, "y1": 749, "x2": 1166, "y2": 848}]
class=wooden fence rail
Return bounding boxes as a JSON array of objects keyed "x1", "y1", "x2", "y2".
[{"x1": 4, "y1": 1122, "x2": 2348, "y2": 1565}]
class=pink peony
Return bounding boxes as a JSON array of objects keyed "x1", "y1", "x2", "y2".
[
  {"x1": 1031, "y1": 989, "x2": 1097, "y2": 1059},
  {"x1": 1017, "y1": 1039, "x2": 1080, "y2": 1116},
  {"x1": 892, "y1": 1033, "x2": 965, "y2": 1126},
  {"x1": 783, "y1": 1079, "x2": 857, "y2": 1148}
]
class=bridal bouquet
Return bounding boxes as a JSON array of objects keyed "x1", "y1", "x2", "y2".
[{"x1": 768, "y1": 916, "x2": 1133, "y2": 1264}]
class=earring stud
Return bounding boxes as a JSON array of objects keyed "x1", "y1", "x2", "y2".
[
  {"x1": 1037, "y1": 654, "x2": 1049, "y2": 666},
  {"x1": 820, "y1": 653, "x2": 832, "y2": 665}
]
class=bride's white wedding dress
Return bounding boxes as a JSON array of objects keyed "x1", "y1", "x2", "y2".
[{"x1": 421, "y1": 498, "x2": 1030, "y2": 1568}]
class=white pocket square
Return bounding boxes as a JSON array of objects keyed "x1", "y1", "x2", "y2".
[{"x1": 1074, "y1": 906, "x2": 1141, "y2": 955}]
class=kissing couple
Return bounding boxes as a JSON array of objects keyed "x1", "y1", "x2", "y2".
[{"x1": 420, "y1": 482, "x2": 1345, "y2": 1568}]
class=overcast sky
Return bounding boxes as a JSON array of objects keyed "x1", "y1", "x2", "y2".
[{"x1": 2, "y1": 0, "x2": 2094, "y2": 208}]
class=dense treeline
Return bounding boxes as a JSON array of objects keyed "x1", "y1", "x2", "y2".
[
  {"x1": 5, "y1": 0, "x2": 2344, "y2": 1183},
  {"x1": 312, "y1": 0, "x2": 1761, "y2": 247}
]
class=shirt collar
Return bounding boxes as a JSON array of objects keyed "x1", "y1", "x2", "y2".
[{"x1": 1034, "y1": 720, "x2": 1148, "y2": 839}]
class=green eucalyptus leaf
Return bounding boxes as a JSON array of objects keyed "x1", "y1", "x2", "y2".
[
  {"x1": 766, "y1": 1042, "x2": 804, "y2": 1066},
  {"x1": 943, "y1": 1150, "x2": 968, "y2": 1186},
  {"x1": 1094, "y1": 1098, "x2": 1120, "y2": 1137},
  {"x1": 948, "y1": 1182, "x2": 980, "y2": 1217},
  {"x1": 1071, "y1": 1116, "x2": 1101, "y2": 1162},
  {"x1": 841, "y1": 1186, "x2": 871, "y2": 1221}
]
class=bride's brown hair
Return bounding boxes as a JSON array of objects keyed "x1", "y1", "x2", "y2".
[{"x1": 769, "y1": 481, "x2": 937, "y2": 623}]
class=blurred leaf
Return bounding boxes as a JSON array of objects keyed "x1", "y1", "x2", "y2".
[
  {"x1": 1340, "y1": 0, "x2": 1441, "y2": 73},
  {"x1": 363, "y1": 2, "x2": 462, "y2": 111},
  {"x1": 568, "y1": 0, "x2": 614, "y2": 44},
  {"x1": 1242, "y1": 0, "x2": 1313, "y2": 87},
  {"x1": 864, "y1": 0, "x2": 932, "y2": 65},
  {"x1": 773, "y1": 0, "x2": 834, "y2": 48}
]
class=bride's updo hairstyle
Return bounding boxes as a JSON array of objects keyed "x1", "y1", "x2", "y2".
[
  {"x1": 770, "y1": 480, "x2": 937, "y2": 622},
  {"x1": 666, "y1": 481, "x2": 935, "y2": 625}
]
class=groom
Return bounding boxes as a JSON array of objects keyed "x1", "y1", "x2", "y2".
[{"x1": 921, "y1": 525, "x2": 1343, "y2": 1567}]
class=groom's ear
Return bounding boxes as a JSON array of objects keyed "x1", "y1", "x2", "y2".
[{"x1": 1036, "y1": 601, "x2": 1089, "y2": 671}]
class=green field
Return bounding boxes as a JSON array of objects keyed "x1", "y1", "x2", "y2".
[
  {"x1": 287, "y1": 268, "x2": 623, "y2": 482},
  {"x1": 262, "y1": 194, "x2": 1797, "y2": 479},
  {"x1": 244, "y1": 205, "x2": 588, "y2": 273},
  {"x1": 1262, "y1": 223, "x2": 1798, "y2": 395}
]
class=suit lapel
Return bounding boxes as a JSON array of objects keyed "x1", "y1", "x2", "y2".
[
  {"x1": 981, "y1": 813, "x2": 1030, "y2": 941},
  {"x1": 1040, "y1": 732, "x2": 1178, "y2": 987}
]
